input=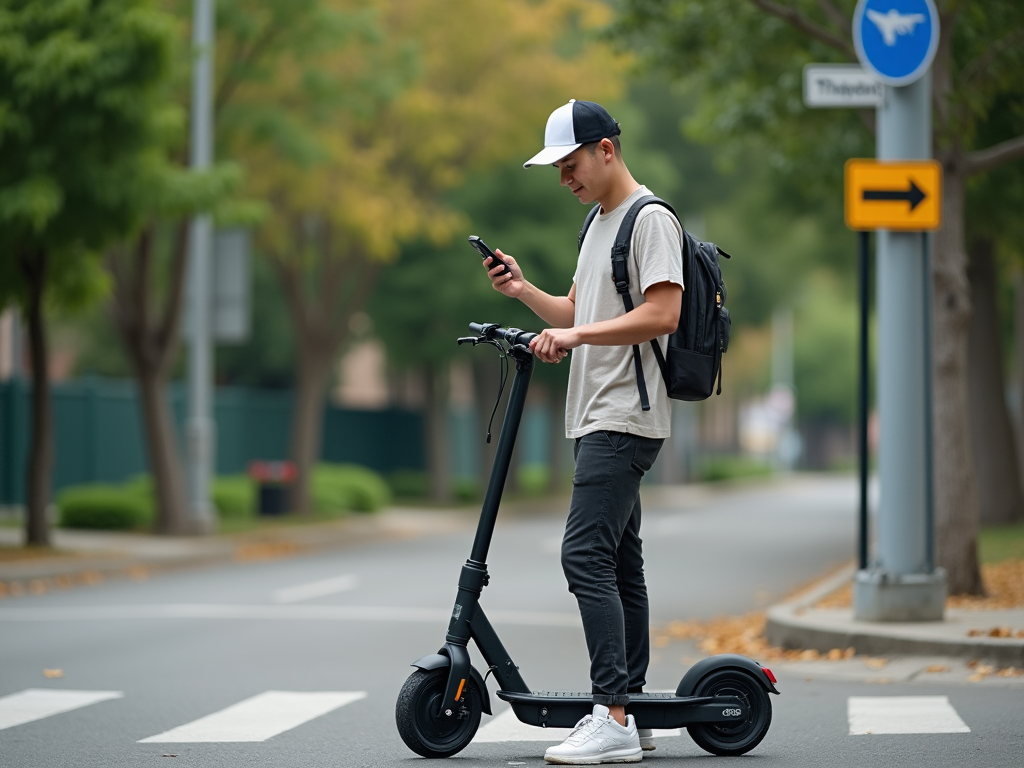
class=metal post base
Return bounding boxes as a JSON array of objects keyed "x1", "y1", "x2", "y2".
[{"x1": 853, "y1": 568, "x2": 947, "y2": 621}]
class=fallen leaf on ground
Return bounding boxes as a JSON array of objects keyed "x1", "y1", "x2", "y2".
[
  {"x1": 996, "y1": 667, "x2": 1023, "y2": 678},
  {"x1": 43, "y1": 669, "x2": 63, "y2": 678},
  {"x1": 924, "y1": 664, "x2": 949, "y2": 673},
  {"x1": 864, "y1": 658, "x2": 888, "y2": 669}
]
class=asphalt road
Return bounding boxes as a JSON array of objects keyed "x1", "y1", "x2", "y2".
[{"x1": 2, "y1": 476, "x2": 1022, "y2": 767}]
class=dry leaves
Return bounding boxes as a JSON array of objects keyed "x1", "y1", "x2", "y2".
[
  {"x1": 965, "y1": 660, "x2": 1023, "y2": 681},
  {"x1": 966, "y1": 626, "x2": 1024, "y2": 638},
  {"x1": 43, "y1": 669, "x2": 64, "y2": 678},
  {"x1": 864, "y1": 657, "x2": 889, "y2": 669},
  {"x1": 816, "y1": 560, "x2": 1024, "y2": 610},
  {"x1": 925, "y1": 664, "x2": 950, "y2": 673},
  {"x1": 655, "y1": 612, "x2": 856, "y2": 662}
]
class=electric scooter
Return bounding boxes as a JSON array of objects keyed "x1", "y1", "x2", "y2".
[{"x1": 395, "y1": 322, "x2": 780, "y2": 759}]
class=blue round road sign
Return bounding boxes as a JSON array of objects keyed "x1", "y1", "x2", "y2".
[{"x1": 854, "y1": 0, "x2": 939, "y2": 86}]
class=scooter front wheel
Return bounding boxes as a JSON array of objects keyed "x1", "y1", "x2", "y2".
[
  {"x1": 686, "y1": 669, "x2": 772, "y2": 756},
  {"x1": 396, "y1": 667, "x2": 482, "y2": 758}
]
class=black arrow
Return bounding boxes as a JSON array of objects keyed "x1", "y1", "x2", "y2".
[{"x1": 862, "y1": 180, "x2": 926, "y2": 210}]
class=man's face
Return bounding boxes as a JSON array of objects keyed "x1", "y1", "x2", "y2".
[{"x1": 554, "y1": 144, "x2": 608, "y2": 205}]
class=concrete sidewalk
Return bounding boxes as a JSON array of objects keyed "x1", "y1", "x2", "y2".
[{"x1": 766, "y1": 565, "x2": 1024, "y2": 667}]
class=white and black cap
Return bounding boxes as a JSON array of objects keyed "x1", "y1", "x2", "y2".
[{"x1": 523, "y1": 99, "x2": 621, "y2": 168}]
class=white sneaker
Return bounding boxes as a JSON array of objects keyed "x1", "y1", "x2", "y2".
[
  {"x1": 544, "y1": 704, "x2": 642, "y2": 765},
  {"x1": 637, "y1": 729, "x2": 655, "y2": 751}
]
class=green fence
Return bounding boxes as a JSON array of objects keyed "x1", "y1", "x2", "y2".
[{"x1": 0, "y1": 377, "x2": 424, "y2": 505}]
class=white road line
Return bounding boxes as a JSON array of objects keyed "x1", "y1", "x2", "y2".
[
  {"x1": 0, "y1": 689, "x2": 123, "y2": 731},
  {"x1": 138, "y1": 690, "x2": 366, "y2": 743},
  {"x1": 272, "y1": 574, "x2": 358, "y2": 603},
  {"x1": 0, "y1": 604, "x2": 580, "y2": 627},
  {"x1": 475, "y1": 709, "x2": 681, "y2": 743},
  {"x1": 848, "y1": 696, "x2": 971, "y2": 735}
]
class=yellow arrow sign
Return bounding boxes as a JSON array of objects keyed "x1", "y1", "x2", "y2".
[{"x1": 844, "y1": 159, "x2": 942, "y2": 231}]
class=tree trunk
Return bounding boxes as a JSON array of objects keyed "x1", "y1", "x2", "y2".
[
  {"x1": 1015, "y1": 270, "x2": 1024, "y2": 488},
  {"x1": 289, "y1": 343, "x2": 333, "y2": 514},
  {"x1": 21, "y1": 251, "x2": 52, "y2": 547},
  {"x1": 966, "y1": 238, "x2": 1024, "y2": 526},
  {"x1": 931, "y1": 164, "x2": 984, "y2": 595},
  {"x1": 424, "y1": 362, "x2": 451, "y2": 502},
  {"x1": 137, "y1": 366, "x2": 190, "y2": 533},
  {"x1": 108, "y1": 224, "x2": 192, "y2": 535}
]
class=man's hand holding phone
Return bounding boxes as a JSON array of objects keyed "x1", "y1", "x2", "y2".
[{"x1": 470, "y1": 236, "x2": 525, "y2": 299}]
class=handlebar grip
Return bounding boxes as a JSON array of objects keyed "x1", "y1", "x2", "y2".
[{"x1": 468, "y1": 322, "x2": 486, "y2": 335}]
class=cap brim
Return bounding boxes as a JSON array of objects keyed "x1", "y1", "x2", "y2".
[{"x1": 523, "y1": 143, "x2": 581, "y2": 168}]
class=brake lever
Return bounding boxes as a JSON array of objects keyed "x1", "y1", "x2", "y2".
[{"x1": 456, "y1": 337, "x2": 480, "y2": 346}]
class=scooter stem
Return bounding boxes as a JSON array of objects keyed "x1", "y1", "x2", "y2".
[{"x1": 468, "y1": 345, "x2": 534, "y2": 565}]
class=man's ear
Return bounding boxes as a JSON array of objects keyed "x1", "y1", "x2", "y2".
[{"x1": 600, "y1": 138, "x2": 616, "y2": 162}]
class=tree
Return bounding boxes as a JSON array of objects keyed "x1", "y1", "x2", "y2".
[
  {"x1": 0, "y1": 0, "x2": 196, "y2": 545},
  {"x1": 614, "y1": 0, "x2": 1024, "y2": 595},
  {"x1": 218, "y1": 0, "x2": 621, "y2": 513}
]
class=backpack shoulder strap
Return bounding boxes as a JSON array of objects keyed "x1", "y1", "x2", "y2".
[
  {"x1": 609, "y1": 195, "x2": 678, "y2": 412},
  {"x1": 578, "y1": 204, "x2": 601, "y2": 252}
]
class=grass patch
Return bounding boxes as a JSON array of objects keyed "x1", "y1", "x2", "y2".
[{"x1": 979, "y1": 522, "x2": 1024, "y2": 564}]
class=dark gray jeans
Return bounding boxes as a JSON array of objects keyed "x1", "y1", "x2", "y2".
[{"x1": 561, "y1": 430, "x2": 664, "y2": 707}]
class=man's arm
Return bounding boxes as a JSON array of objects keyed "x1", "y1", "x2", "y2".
[
  {"x1": 484, "y1": 251, "x2": 576, "y2": 329},
  {"x1": 529, "y1": 281, "x2": 681, "y2": 364}
]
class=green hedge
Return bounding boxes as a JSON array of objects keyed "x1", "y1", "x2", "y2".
[
  {"x1": 56, "y1": 463, "x2": 388, "y2": 529},
  {"x1": 58, "y1": 484, "x2": 153, "y2": 530},
  {"x1": 311, "y1": 463, "x2": 391, "y2": 515},
  {"x1": 697, "y1": 456, "x2": 773, "y2": 483}
]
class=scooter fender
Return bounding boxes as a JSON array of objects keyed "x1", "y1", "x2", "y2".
[
  {"x1": 675, "y1": 653, "x2": 780, "y2": 696},
  {"x1": 411, "y1": 650, "x2": 492, "y2": 715}
]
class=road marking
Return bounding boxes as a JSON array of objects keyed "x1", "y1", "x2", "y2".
[
  {"x1": 138, "y1": 690, "x2": 366, "y2": 743},
  {"x1": 0, "y1": 689, "x2": 123, "y2": 731},
  {"x1": 848, "y1": 696, "x2": 970, "y2": 735},
  {"x1": 272, "y1": 574, "x2": 358, "y2": 603},
  {"x1": 474, "y1": 708, "x2": 681, "y2": 743},
  {"x1": 0, "y1": 604, "x2": 580, "y2": 627}
]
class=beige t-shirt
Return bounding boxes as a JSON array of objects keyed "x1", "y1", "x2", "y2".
[{"x1": 565, "y1": 186, "x2": 684, "y2": 439}]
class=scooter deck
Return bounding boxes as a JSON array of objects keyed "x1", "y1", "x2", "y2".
[{"x1": 496, "y1": 690, "x2": 746, "y2": 730}]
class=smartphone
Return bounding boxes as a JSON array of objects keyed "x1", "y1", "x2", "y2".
[{"x1": 468, "y1": 235, "x2": 512, "y2": 277}]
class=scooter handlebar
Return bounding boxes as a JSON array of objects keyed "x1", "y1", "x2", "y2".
[{"x1": 466, "y1": 322, "x2": 537, "y2": 348}]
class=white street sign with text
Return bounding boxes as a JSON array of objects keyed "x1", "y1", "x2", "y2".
[{"x1": 803, "y1": 64, "x2": 884, "y2": 108}]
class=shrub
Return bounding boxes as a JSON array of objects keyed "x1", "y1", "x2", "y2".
[
  {"x1": 517, "y1": 465, "x2": 550, "y2": 497},
  {"x1": 387, "y1": 469, "x2": 430, "y2": 499},
  {"x1": 213, "y1": 475, "x2": 255, "y2": 519},
  {"x1": 697, "y1": 456, "x2": 773, "y2": 483},
  {"x1": 311, "y1": 463, "x2": 390, "y2": 514},
  {"x1": 58, "y1": 484, "x2": 153, "y2": 530}
]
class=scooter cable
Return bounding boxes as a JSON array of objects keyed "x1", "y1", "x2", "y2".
[{"x1": 483, "y1": 339, "x2": 509, "y2": 444}]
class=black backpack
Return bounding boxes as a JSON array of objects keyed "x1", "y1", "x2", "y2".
[{"x1": 578, "y1": 195, "x2": 731, "y2": 409}]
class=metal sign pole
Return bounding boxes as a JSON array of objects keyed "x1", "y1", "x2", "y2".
[
  {"x1": 858, "y1": 231, "x2": 870, "y2": 571},
  {"x1": 186, "y1": 0, "x2": 216, "y2": 534}
]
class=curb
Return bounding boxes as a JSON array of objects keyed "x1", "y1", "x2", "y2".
[{"x1": 765, "y1": 566, "x2": 1024, "y2": 666}]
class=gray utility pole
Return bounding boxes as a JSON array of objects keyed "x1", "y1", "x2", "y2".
[
  {"x1": 851, "y1": 0, "x2": 946, "y2": 622},
  {"x1": 185, "y1": 0, "x2": 216, "y2": 534}
]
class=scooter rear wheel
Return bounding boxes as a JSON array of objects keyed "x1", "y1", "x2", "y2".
[
  {"x1": 396, "y1": 667, "x2": 482, "y2": 758},
  {"x1": 686, "y1": 669, "x2": 772, "y2": 756}
]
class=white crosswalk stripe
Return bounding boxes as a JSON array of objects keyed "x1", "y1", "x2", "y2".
[
  {"x1": 0, "y1": 689, "x2": 123, "y2": 731},
  {"x1": 137, "y1": 690, "x2": 366, "y2": 743},
  {"x1": 848, "y1": 696, "x2": 971, "y2": 735}
]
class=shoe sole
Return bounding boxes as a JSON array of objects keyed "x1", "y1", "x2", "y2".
[
  {"x1": 640, "y1": 742, "x2": 656, "y2": 751},
  {"x1": 544, "y1": 747, "x2": 643, "y2": 765}
]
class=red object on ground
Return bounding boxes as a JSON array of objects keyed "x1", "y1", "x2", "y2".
[{"x1": 248, "y1": 461, "x2": 298, "y2": 483}]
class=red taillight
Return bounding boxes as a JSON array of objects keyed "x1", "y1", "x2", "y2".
[{"x1": 761, "y1": 667, "x2": 777, "y2": 684}]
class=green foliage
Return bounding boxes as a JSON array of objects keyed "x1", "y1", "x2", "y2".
[
  {"x1": 793, "y1": 272, "x2": 860, "y2": 424},
  {"x1": 517, "y1": 465, "x2": 551, "y2": 497},
  {"x1": 57, "y1": 484, "x2": 154, "y2": 530},
  {"x1": 212, "y1": 475, "x2": 255, "y2": 519},
  {"x1": 311, "y1": 463, "x2": 391, "y2": 514},
  {"x1": 387, "y1": 470, "x2": 430, "y2": 499},
  {"x1": 697, "y1": 455, "x2": 773, "y2": 483}
]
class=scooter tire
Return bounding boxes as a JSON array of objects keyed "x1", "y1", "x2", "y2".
[
  {"x1": 686, "y1": 669, "x2": 772, "y2": 756},
  {"x1": 396, "y1": 667, "x2": 482, "y2": 758}
]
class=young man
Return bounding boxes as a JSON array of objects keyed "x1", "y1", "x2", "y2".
[{"x1": 483, "y1": 100, "x2": 684, "y2": 764}]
